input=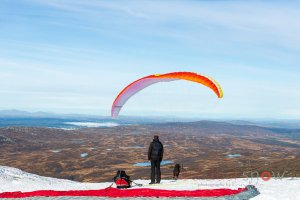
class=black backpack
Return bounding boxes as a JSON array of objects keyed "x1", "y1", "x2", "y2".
[
  {"x1": 113, "y1": 170, "x2": 131, "y2": 189},
  {"x1": 152, "y1": 141, "x2": 163, "y2": 157}
]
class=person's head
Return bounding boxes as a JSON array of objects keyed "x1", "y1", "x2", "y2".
[{"x1": 153, "y1": 135, "x2": 159, "y2": 140}]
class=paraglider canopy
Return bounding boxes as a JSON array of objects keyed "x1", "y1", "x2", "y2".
[{"x1": 111, "y1": 72, "x2": 223, "y2": 118}]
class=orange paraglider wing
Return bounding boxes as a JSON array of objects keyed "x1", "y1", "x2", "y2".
[{"x1": 111, "y1": 72, "x2": 223, "y2": 118}]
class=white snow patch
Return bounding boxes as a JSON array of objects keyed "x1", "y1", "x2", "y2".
[
  {"x1": 0, "y1": 166, "x2": 106, "y2": 192},
  {"x1": 0, "y1": 166, "x2": 299, "y2": 200},
  {"x1": 64, "y1": 122, "x2": 119, "y2": 128}
]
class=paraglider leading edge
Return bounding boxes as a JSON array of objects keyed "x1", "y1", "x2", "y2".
[{"x1": 111, "y1": 72, "x2": 223, "y2": 118}]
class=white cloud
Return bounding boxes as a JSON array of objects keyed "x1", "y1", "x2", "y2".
[{"x1": 32, "y1": 0, "x2": 300, "y2": 49}]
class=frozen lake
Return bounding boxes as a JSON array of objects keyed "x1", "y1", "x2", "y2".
[
  {"x1": 226, "y1": 154, "x2": 241, "y2": 158},
  {"x1": 80, "y1": 153, "x2": 88, "y2": 158},
  {"x1": 133, "y1": 160, "x2": 173, "y2": 167}
]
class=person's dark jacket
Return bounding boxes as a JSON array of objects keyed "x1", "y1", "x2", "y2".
[{"x1": 148, "y1": 138, "x2": 164, "y2": 161}]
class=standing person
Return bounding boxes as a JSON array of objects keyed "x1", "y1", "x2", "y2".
[
  {"x1": 173, "y1": 164, "x2": 181, "y2": 180},
  {"x1": 148, "y1": 135, "x2": 164, "y2": 184}
]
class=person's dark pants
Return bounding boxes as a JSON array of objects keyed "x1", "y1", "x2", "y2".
[
  {"x1": 151, "y1": 159, "x2": 161, "y2": 183},
  {"x1": 173, "y1": 171, "x2": 179, "y2": 180}
]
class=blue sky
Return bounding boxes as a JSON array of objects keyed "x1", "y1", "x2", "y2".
[{"x1": 0, "y1": 0, "x2": 300, "y2": 119}]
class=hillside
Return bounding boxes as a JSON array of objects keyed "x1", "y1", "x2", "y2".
[{"x1": 0, "y1": 121, "x2": 299, "y2": 182}]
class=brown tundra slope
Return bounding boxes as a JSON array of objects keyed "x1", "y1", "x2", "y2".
[{"x1": 0, "y1": 121, "x2": 299, "y2": 182}]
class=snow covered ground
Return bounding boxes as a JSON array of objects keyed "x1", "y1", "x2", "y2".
[{"x1": 0, "y1": 166, "x2": 299, "y2": 199}]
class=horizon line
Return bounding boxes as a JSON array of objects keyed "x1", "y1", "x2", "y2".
[{"x1": 0, "y1": 109, "x2": 299, "y2": 121}]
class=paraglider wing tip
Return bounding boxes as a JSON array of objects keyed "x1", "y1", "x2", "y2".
[
  {"x1": 111, "y1": 106, "x2": 122, "y2": 119},
  {"x1": 111, "y1": 111, "x2": 118, "y2": 118},
  {"x1": 219, "y1": 90, "x2": 224, "y2": 98}
]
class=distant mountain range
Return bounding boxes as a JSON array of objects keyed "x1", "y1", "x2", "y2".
[
  {"x1": 0, "y1": 109, "x2": 300, "y2": 129},
  {"x1": 0, "y1": 109, "x2": 98, "y2": 119},
  {"x1": 0, "y1": 110, "x2": 195, "y2": 126},
  {"x1": 0, "y1": 110, "x2": 49, "y2": 117},
  {"x1": 228, "y1": 119, "x2": 300, "y2": 129}
]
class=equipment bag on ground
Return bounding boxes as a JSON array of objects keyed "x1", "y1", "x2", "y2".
[{"x1": 113, "y1": 170, "x2": 131, "y2": 189}]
